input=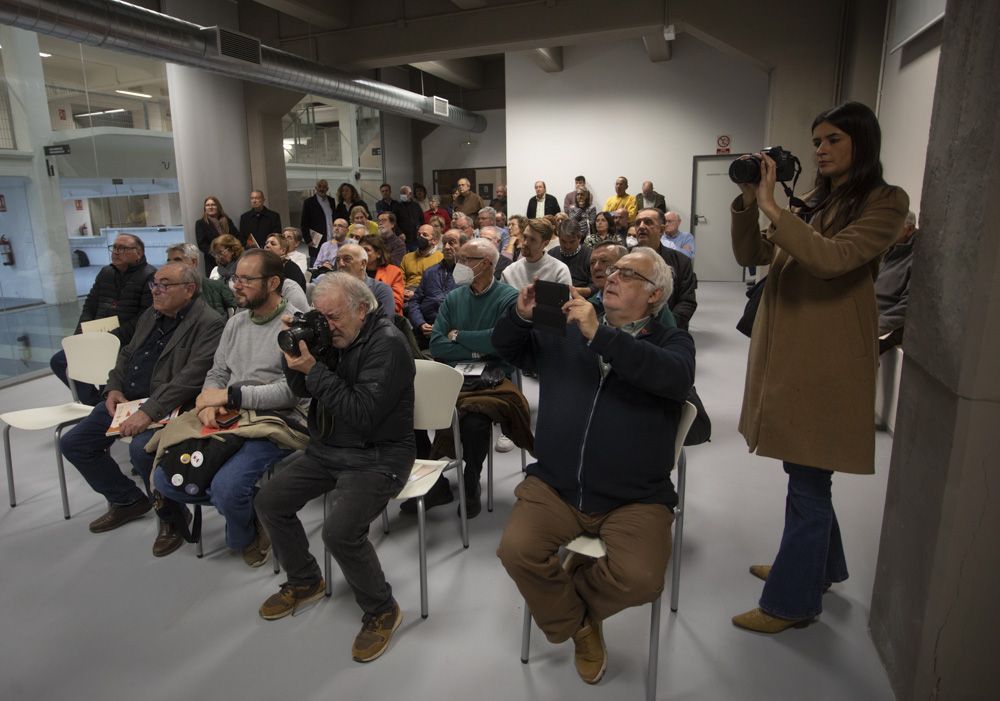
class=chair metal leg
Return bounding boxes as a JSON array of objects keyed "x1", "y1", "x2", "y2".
[
  {"x1": 647, "y1": 595, "x2": 662, "y2": 701},
  {"x1": 418, "y1": 495, "x2": 429, "y2": 618},
  {"x1": 487, "y1": 424, "x2": 494, "y2": 513},
  {"x1": 4, "y1": 424, "x2": 15, "y2": 507},
  {"x1": 195, "y1": 504, "x2": 204, "y2": 558},
  {"x1": 324, "y1": 493, "x2": 332, "y2": 596},
  {"x1": 382, "y1": 507, "x2": 390, "y2": 534},
  {"x1": 456, "y1": 460, "x2": 469, "y2": 548},
  {"x1": 54, "y1": 425, "x2": 71, "y2": 519},
  {"x1": 520, "y1": 604, "x2": 532, "y2": 663},
  {"x1": 520, "y1": 445, "x2": 527, "y2": 474},
  {"x1": 671, "y1": 450, "x2": 686, "y2": 613}
]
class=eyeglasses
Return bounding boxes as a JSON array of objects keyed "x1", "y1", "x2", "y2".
[
  {"x1": 606, "y1": 265, "x2": 655, "y2": 285},
  {"x1": 231, "y1": 274, "x2": 265, "y2": 286},
  {"x1": 108, "y1": 245, "x2": 138, "y2": 254},
  {"x1": 456, "y1": 256, "x2": 485, "y2": 265},
  {"x1": 148, "y1": 280, "x2": 190, "y2": 292}
]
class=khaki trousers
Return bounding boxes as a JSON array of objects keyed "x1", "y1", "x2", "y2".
[{"x1": 497, "y1": 476, "x2": 673, "y2": 643}]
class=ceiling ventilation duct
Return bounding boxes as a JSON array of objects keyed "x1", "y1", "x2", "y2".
[{"x1": 0, "y1": 0, "x2": 486, "y2": 133}]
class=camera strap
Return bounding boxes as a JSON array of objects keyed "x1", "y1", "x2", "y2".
[{"x1": 778, "y1": 156, "x2": 813, "y2": 213}]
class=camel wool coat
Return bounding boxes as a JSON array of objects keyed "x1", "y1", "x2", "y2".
[{"x1": 730, "y1": 184, "x2": 908, "y2": 474}]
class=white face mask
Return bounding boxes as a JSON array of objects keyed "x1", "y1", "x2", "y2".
[
  {"x1": 452, "y1": 262, "x2": 475, "y2": 286},
  {"x1": 626, "y1": 235, "x2": 638, "y2": 249},
  {"x1": 399, "y1": 194, "x2": 409, "y2": 202}
]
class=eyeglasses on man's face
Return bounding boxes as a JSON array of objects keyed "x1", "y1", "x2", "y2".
[
  {"x1": 109, "y1": 245, "x2": 138, "y2": 254},
  {"x1": 230, "y1": 274, "x2": 265, "y2": 287},
  {"x1": 148, "y1": 280, "x2": 189, "y2": 292},
  {"x1": 606, "y1": 265, "x2": 655, "y2": 286}
]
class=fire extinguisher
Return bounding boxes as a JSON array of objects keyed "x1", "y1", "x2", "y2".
[{"x1": 0, "y1": 235, "x2": 14, "y2": 266}]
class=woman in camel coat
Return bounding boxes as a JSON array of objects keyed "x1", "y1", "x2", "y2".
[{"x1": 730, "y1": 102, "x2": 908, "y2": 633}]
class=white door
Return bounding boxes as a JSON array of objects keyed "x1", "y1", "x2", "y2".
[{"x1": 691, "y1": 156, "x2": 747, "y2": 282}]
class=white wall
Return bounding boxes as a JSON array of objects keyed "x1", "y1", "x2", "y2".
[
  {"x1": 505, "y1": 35, "x2": 768, "y2": 225},
  {"x1": 0, "y1": 178, "x2": 46, "y2": 300},
  {"x1": 421, "y1": 109, "x2": 507, "y2": 193},
  {"x1": 878, "y1": 35, "x2": 941, "y2": 220}
]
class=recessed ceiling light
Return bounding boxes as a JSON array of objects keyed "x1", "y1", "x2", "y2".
[
  {"x1": 115, "y1": 89, "x2": 152, "y2": 99},
  {"x1": 75, "y1": 108, "x2": 128, "y2": 118},
  {"x1": 38, "y1": 52, "x2": 52, "y2": 58}
]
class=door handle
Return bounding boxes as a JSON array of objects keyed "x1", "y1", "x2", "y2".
[{"x1": 693, "y1": 214, "x2": 707, "y2": 224}]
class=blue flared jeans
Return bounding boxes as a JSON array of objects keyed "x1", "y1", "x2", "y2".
[{"x1": 759, "y1": 462, "x2": 849, "y2": 620}]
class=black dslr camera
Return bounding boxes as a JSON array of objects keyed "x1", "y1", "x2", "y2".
[
  {"x1": 729, "y1": 146, "x2": 799, "y2": 184},
  {"x1": 277, "y1": 310, "x2": 332, "y2": 357}
]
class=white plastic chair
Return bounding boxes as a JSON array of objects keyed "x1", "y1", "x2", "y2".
[
  {"x1": 520, "y1": 401, "x2": 698, "y2": 701},
  {"x1": 324, "y1": 359, "x2": 467, "y2": 618},
  {"x1": 1, "y1": 332, "x2": 121, "y2": 518}
]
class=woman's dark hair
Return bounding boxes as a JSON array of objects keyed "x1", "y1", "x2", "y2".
[
  {"x1": 594, "y1": 211, "x2": 615, "y2": 232},
  {"x1": 359, "y1": 234, "x2": 390, "y2": 267},
  {"x1": 413, "y1": 183, "x2": 427, "y2": 199},
  {"x1": 337, "y1": 182, "x2": 361, "y2": 204},
  {"x1": 810, "y1": 101, "x2": 886, "y2": 233}
]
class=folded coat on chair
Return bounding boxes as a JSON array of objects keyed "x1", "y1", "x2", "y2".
[{"x1": 429, "y1": 379, "x2": 534, "y2": 459}]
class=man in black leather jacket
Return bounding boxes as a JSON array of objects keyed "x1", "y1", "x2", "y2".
[
  {"x1": 256, "y1": 272, "x2": 415, "y2": 664},
  {"x1": 50, "y1": 233, "x2": 156, "y2": 404}
]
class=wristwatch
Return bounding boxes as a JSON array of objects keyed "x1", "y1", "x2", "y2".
[{"x1": 448, "y1": 329, "x2": 459, "y2": 342}]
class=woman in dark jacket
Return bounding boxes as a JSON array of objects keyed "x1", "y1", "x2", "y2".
[
  {"x1": 730, "y1": 102, "x2": 908, "y2": 634},
  {"x1": 195, "y1": 196, "x2": 239, "y2": 275},
  {"x1": 333, "y1": 183, "x2": 371, "y2": 222},
  {"x1": 263, "y1": 234, "x2": 308, "y2": 293}
]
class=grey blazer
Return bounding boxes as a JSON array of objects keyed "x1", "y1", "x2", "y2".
[{"x1": 105, "y1": 297, "x2": 226, "y2": 421}]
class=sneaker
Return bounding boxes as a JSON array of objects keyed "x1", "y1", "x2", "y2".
[
  {"x1": 495, "y1": 434, "x2": 515, "y2": 453},
  {"x1": 352, "y1": 602, "x2": 403, "y2": 662},
  {"x1": 400, "y1": 476, "x2": 453, "y2": 514},
  {"x1": 572, "y1": 616, "x2": 607, "y2": 684},
  {"x1": 259, "y1": 580, "x2": 327, "y2": 620},
  {"x1": 242, "y1": 517, "x2": 272, "y2": 568},
  {"x1": 88, "y1": 498, "x2": 153, "y2": 533}
]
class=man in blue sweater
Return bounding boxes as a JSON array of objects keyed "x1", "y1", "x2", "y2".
[{"x1": 493, "y1": 247, "x2": 695, "y2": 685}]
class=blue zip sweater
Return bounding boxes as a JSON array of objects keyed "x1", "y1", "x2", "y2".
[{"x1": 492, "y1": 305, "x2": 694, "y2": 512}]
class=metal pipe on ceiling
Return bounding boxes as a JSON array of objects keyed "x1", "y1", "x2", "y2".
[{"x1": 0, "y1": 0, "x2": 487, "y2": 132}]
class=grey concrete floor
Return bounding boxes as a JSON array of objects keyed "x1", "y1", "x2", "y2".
[{"x1": 0, "y1": 282, "x2": 895, "y2": 701}]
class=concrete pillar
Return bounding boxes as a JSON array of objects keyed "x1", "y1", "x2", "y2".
[
  {"x1": 244, "y1": 84, "x2": 303, "y2": 227},
  {"x1": 869, "y1": 2, "x2": 1000, "y2": 699},
  {"x1": 0, "y1": 26, "x2": 75, "y2": 305},
  {"x1": 162, "y1": 0, "x2": 250, "y2": 248}
]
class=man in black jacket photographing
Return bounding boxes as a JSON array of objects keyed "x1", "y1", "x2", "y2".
[
  {"x1": 255, "y1": 272, "x2": 415, "y2": 664},
  {"x1": 493, "y1": 247, "x2": 695, "y2": 685}
]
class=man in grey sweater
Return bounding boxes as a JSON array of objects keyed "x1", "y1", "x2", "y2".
[{"x1": 151, "y1": 250, "x2": 307, "y2": 564}]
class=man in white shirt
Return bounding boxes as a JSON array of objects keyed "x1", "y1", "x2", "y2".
[{"x1": 501, "y1": 218, "x2": 572, "y2": 289}]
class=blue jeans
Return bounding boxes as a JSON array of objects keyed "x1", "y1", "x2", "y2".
[
  {"x1": 759, "y1": 462, "x2": 849, "y2": 620},
  {"x1": 152, "y1": 439, "x2": 290, "y2": 550},
  {"x1": 60, "y1": 403, "x2": 156, "y2": 505},
  {"x1": 50, "y1": 349, "x2": 103, "y2": 406}
]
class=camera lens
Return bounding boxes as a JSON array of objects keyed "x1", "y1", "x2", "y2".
[
  {"x1": 277, "y1": 326, "x2": 314, "y2": 356},
  {"x1": 728, "y1": 157, "x2": 761, "y2": 184}
]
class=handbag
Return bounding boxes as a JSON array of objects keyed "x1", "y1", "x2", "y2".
[
  {"x1": 736, "y1": 277, "x2": 766, "y2": 338},
  {"x1": 157, "y1": 433, "x2": 246, "y2": 499}
]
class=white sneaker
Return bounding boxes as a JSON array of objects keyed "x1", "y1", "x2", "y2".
[{"x1": 495, "y1": 435, "x2": 515, "y2": 453}]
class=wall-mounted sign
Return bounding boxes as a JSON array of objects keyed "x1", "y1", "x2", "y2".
[
  {"x1": 44, "y1": 144, "x2": 71, "y2": 156},
  {"x1": 58, "y1": 108, "x2": 67, "y2": 121},
  {"x1": 74, "y1": 199, "x2": 84, "y2": 211},
  {"x1": 371, "y1": 147, "x2": 382, "y2": 156}
]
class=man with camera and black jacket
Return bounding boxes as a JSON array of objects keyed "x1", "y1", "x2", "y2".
[{"x1": 256, "y1": 272, "x2": 416, "y2": 664}]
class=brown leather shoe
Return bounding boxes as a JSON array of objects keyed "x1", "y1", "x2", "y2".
[
  {"x1": 88, "y1": 498, "x2": 152, "y2": 533},
  {"x1": 152, "y1": 508, "x2": 192, "y2": 558},
  {"x1": 572, "y1": 616, "x2": 607, "y2": 684},
  {"x1": 352, "y1": 602, "x2": 403, "y2": 662},
  {"x1": 732, "y1": 607, "x2": 813, "y2": 633}
]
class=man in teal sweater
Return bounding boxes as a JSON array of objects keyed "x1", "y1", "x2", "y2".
[{"x1": 420, "y1": 238, "x2": 518, "y2": 517}]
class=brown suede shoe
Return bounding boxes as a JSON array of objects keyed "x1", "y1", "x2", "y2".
[
  {"x1": 352, "y1": 602, "x2": 402, "y2": 663},
  {"x1": 259, "y1": 580, "x2": 327, "y2": 620},
  {"x1": 242, "y1": 517, "x2": 271, "y2": 568},
  {"x1": 152, "y1": 508, "x2": 192, "y2": 558},
  {"x1": 572, "y1": 616, "x2": 607, "y2": 684},
  {"x1": 732, "y1": 607, "x2": 813, "y2": 633},
  {"x1": 88, "y1": 499, "x2": 152, "y2": 533}
]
